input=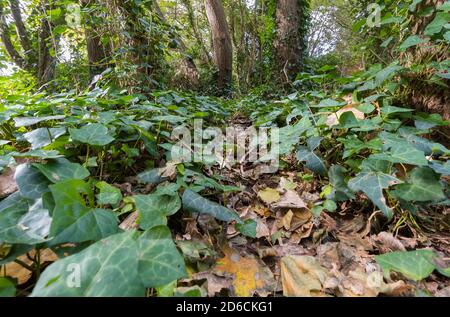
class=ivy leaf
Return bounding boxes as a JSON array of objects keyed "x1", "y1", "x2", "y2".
[
  {"x1": 137, "y1": 226, "x2": 187, "y2": 287},
  {"x1": 348, "y1": 172, "x2": 401, "y2": 219},
  {"x1": 424, "y1": 12, "x2": 450, "y2": 35},
  {"x1": 135, "y1": 193, "x2": 181, "y2": 230},
  {"x1": 31, "y1": 231, "x2": 145, "y2": 296},
  {"x1": 137, "y1": 168, "x2": 168, "y2": 185},
  {"x1": 49, "y1": 179, "x2": 118, "y2": 244},
  {"x1": 182, "y1": 189, "x2": 242, "y2": 223},
  {"x1": 277, "y1": 117, "x2": 312, "y2": 155},
  {"x1": 69, "y1": 123, "x2": 114, "y2": 146},
  {"x1": 0, "y1": 193, "x2": 50, "y2": 244},
  {"x1": 429, "y1": 161, "x2": 450, "y2": 176},
  {"x1": 23, "y1": 127, "x2": 66, "y2": 149},
  {"x1": 0, "y1": 277, "x2": 15, "y2": 297},
  {"x1": 375, "y1": 64, "x2": 403, "y2": 85},
  {"x1": 391, "y1": 167, "x2": 446, "y2": 202},
  {"x1": 328, "y1": 165, "x2": 355, "y2": 201},
  {"x1": 314, "y1": 98, "x2": 342, "y2": 108},
  {"x1": 398, "y1": 35, "x2": 428, "y2": 51},
  {"x1": 296, "y1": 137, "x2": 327, "y2": 176},
  {"x1": 12, "y1": 150, "x2": 63, "y2": 159},
  {"x1": 14, "y1": 164, "x2": 51, "y2": 200},
  {"x1": 370, "y1": 143, "x2": 428, "y2": 166},
  {"x1": 375, "y1": 250, "x2": 437, "y2": 281},
  {"x1": 235, "y1": 219, "x2": 257, "y2": 238},
  {"x1": 95, "y1": 181, "x2": 122, "y2": 205},
  {"x1": 13, "y1": 115, "x2": 65, "y2": 128},
  {"x1": 33, "y1": 158, "x2": 90, "y2": 183}
]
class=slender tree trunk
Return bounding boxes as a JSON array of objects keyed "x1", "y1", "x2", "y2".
[
  {"x1": 204, "y1": 0, "x2": 233, "y2": 95},
  {"x1": 8, "y1": 0, "x2": 31, "y2": 54},
  {"x1": 274, "y1": 0, "x2": 303, "y2": 84},
  {"x1": 0, "y1": 1, "x2": 29, "y2": 70},
  {"x1": 37, "y1": 0, "x2": 56, "y2": 86},
  {"x1": 81, "y1": 0, "x2": 111, "y2": 79}
]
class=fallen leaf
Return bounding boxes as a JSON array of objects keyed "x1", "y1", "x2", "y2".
[
  {"x1": 213, "y1": 247, "x2": 276, "y2": 297},
  {"x1": 257, "y1": 188, "x2": 280, "y2": 205},
  {"x1": 280, "y1": 255, "x2": 328, "y2": 297},
  {"x1": 190, "y1": 272, "x2": 233, "y2": 297},
  {"x1": 272, "y1": 190, "x2": 307, "y2": 210},
  {"x1": 0, "y1": 167, "x2": 17, "y2": 198}
]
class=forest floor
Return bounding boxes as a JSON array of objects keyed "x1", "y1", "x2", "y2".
[{"x1": 1, "y1": 91, "x2": 449, "y2": 297}]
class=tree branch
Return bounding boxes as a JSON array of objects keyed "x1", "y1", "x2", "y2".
[{"x1": 8, "y1": 0, "x2": 31, "y2": 53}]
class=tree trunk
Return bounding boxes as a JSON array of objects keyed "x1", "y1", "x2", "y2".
[
  {"x1": 37, "y1": 0, "x2": 56, "y2": 87},
  {"x1": 8, "y1": 0, "x2": 31, "y2": 54},
  {"x1": 82, "y1": 0, "x2": 111, "y2": 79},
  {"x1": 0, "y1": 1, "x2": 29, "y2": 70},
  {"x1": 204, "y1": 0, "x2": 233, "y2": 95},
  {"x1": 274, "y1": 0, "x2": 303, "y2": 84}
]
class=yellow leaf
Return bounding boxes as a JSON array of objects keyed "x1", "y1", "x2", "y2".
[
  {"x1": 214, "y1": 247, "x2": 275, "y2": 297},
  {"x1": 257, "y1": 188, "x2": 280, "y2": 205}
]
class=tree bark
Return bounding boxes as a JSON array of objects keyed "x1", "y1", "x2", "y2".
[
  {"x1": 0, "y1": 1, "x2": 28, "y2": 70},
  {"x1": 37, "y1": 0, "x2": 56, "y2": 86},
  {"x1": 204, "y1": 0, "x2": 233, "y2": 94},
  {"x1": 81, "y1": 0, "x2": 111, "y2": 79},
  {"x1": 274, "y1": 0, "x2": 302, "y2": 84},
  {"x1": 8, "y1": 0, "x2": 31, "y2": 54}
]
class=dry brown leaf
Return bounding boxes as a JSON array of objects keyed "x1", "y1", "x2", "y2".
[
  {"x1": 372, "y1": 232, "x2": 406, "y2": 253},
  {"x1": 272, "y1": 190, "x2": 307, "y2": 210},
  {"x1": 280, "y1": 255, "x2": 328, "y2": 297},
  {"x1": 190, "y1": 271, "x2": 234, "y2": 297},
  {"x1": 0, "y1": 167, "x2": 17, "y2": 198},
  {"x1": 336, "y1": 269, "x2": 407, "y2": 297},
  {"x1": 280, "y1": 210, "x2": 294, "y2": 230},
  {"x1": 213, "y1": 247, "x2": 276, "y2": 297}
]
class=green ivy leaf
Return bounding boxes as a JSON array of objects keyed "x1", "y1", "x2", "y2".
[
  {"x1": 138, "y1": 226, "x2": 186, "y2": 287},
  {"x1": 31, "y1": 231, "x2": 145, "y2": 296},
  {"x1": 429, "y1": 161, "x2": 450, "y2": 176},
  {"x1": 23, "y1": 127, "x2": 66, "y2": 150},
  {"x1": 375, "y1": 249, "x2": 437, "y2": 281},
  {"x1": 235, "y1": 219, "x2": 257, "y2": 238},
  {"x1": 398, "y1": 35, "x2": 428, "y2": 51},
  {"x1": 391, "y1": 167, "x2": 446, "y2": 202},
  {"x1": 33, "y1": 158, "x2": 90, "y2": 183},
  {"x1": 95, "y1": 181, "x2": 122, "y2": 205},
  {"x1": 69, "y1": 123, "x2": 114, "y2": 146},
  {"x1": 370, "y1": 143, "x2": 428, "y2": 166},
  {"x1": 13, "y1": 115, "x2": 65, "y2": 127},
  {"x1": 348, "y1": 172, "x2": 401, "y2": 218},
  {"x1": 135, "y1": 193, "x2": 181, "y2": 230},
  {"x1": 14, "y1": 164, "x2": 51, "y2": 200},
  {"x1": 296, "y1": 137, "x2": 327, "y2": 176},
  {"x1": 0, "y1": 193, "x2": 50, "y2": 244},
  {"x1": 49, "y1": 179, "x2": 118, "y2": 244},
  {"x1": 0, "y1": 277, "x2": 15, "y2": 297},
  {"x1": 182, "y1": 189, "x2": 242, "y2": 223},
  {"x1": 328, "y1": 165, "x2": 355, "y2": 201},
  {"x1": 424, "y1": 12, "x2": 450, "y2": 35}
]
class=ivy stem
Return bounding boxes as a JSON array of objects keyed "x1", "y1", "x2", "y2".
[{"x1": 13, "y1": 259, "x2": 33, "y2": 271}]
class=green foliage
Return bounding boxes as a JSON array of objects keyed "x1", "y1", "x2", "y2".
[{"x1": 375, "y1": 249, "x2": 450, "y2": 281}]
